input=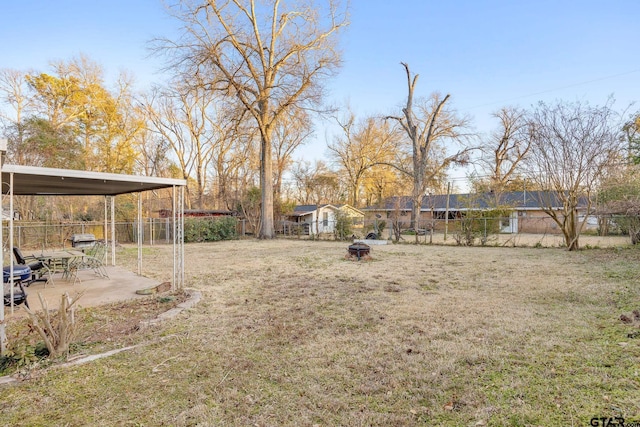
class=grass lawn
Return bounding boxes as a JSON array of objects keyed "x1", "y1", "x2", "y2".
[{"x1": 1, "y1": 239, "x2": 640, "y2": 426}]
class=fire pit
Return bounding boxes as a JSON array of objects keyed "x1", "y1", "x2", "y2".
[{"x1": 348, "y1": 242, "x2": 370, "y2": 260}]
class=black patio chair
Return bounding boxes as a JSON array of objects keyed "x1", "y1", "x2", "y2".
[{"x1": 13, "y1": 247, "x2": 52, "y2": 286}]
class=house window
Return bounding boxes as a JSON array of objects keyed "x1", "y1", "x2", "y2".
[
  {"x1": 323, "y1": 212, "x2": 328, "y2": 227},
  {"x1": 434, "y1": 211, "x2": 460, "y2": 220}
]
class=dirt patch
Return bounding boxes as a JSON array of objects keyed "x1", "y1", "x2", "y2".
[
  {"x1": 76, "y1": 292, "x2": 188, "y2": 344},
  {"x1": 1, "y1": 290, "x2": 189, "y2": 376}
]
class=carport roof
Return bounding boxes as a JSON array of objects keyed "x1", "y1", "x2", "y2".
[{"x1": 1, "y1": 164, "x2": 186, "y2": 196}]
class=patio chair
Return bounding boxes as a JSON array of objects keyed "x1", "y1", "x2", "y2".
[
  {"x1": 13, "y1": 247, "x2": 52, "y2": 286},
  {"x1": 69, "y1": 242, "x2": 109, "y2": 280},
  {"x1": 3, "y1": 266, "x2": 30, "y2": 308},
  {"x1": 84, "y1": 241, "x2": 101, "y2": 257}
]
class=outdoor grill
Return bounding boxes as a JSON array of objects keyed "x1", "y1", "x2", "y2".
[
  {"x1": 3, "y1": 265, "x2": 30, "y2": 307},
  {"x1": 3, "y1": 265, "x2": 32, "y2": 283},
  {"x1": 348, "y1": 242, "x2": 370, "y2": 260},
  {"x1": 69, "y1": 233, "x2": 97, "y2": 249}
]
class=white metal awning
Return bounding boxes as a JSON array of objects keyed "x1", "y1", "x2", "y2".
[
  {"x1": 1, "y1": 164, "x2": 185, "y2": 196},
  {"x1": 0, "y1": 163, "x2": 187, "y2": 353}
]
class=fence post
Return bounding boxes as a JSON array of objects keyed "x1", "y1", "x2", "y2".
[
  {"x1": 444, "y1": 182, "x2": 451, "y2": 241},
  {"x1": 484, "y1": 218, "x2": 487, "y2": 243}
]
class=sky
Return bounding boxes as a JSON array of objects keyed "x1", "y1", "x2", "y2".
[{"x1": 2, "y1": 0, "x2": 639, "y2": 189}]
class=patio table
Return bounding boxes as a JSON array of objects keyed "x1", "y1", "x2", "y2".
[{"x1": 34, "y1": 250, "x2": 85, "y2": 282}]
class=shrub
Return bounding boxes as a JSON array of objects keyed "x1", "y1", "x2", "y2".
[
  {"x1": 334, "y1": 211, "x2": 353, "y2": 241},
  {"x1": 454, "y1": 208, "x2": 511, "y2": 246},
  {"x1": 183, "y1": 216, "x2": 238, "y2": 242},
  {"x1": 0, "y1": 338, "x2": 48, "y2": 375}
]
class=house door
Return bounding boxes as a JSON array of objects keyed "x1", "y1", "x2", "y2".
[{"x1": 500, "y1": 212, "x2": 517, "y2": 233}]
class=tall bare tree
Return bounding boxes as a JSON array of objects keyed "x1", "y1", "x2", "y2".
[
  {"x1": 328, "y1": 112, "x2": 398, "y2": 207},
  {"x1": 477, "y1": 106, "x2": 530, "y2": 204},
  {"x1": 144, "y1": 79, "x2": 220, "y2": 209},
  {"x1": 160, "y1": 0, "x2": 348, "y2": 238},
  {"x1": 524, "y1": 100, "x2": 623, "y2": 251},
  {"x1": 386, "y1": 63, "x2": 472, "y2": 239}
]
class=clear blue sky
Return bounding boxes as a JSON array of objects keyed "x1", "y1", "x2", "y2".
[{"x1": 2, "y1": 0, "x2": 639, "y2": 184}]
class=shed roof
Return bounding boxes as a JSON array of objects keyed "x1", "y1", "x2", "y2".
[{"x1": 288, "y1": 204, "x2": 365, "y2": 217}]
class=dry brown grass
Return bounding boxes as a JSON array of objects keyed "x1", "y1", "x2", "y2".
[{"x1": 2, "y1": 239, "x2": 640, "y2": 426}]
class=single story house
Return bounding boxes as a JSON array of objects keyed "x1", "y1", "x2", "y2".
[
  {"x1": 282, "y1": 204, "x2": 364, "y2": 235},
  {"x1": 363, "y1": 191, "x2": 592, "y2": 234}
]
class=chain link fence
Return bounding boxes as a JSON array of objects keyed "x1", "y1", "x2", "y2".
[
  {"x1": 3, "y1": 219, "x2": 179, "y2": 250},
  {"x1": 4, "y1": 215, "x2": 632, "y2": 250},
  {"x1": 276, "y1": 215, "x2": 632, "y2": 248}
]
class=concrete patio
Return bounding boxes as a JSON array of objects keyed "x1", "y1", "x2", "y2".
[{"x1": 6, "y1": 265, "x2": 162, "y2": 317}]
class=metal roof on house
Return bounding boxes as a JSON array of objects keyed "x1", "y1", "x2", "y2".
[
  {"x1": 364, "y1": 191, "x2": 587, "y2": 211},
  {"x1": 293, "y1": 204, "x2": 328, "y2": 213}
]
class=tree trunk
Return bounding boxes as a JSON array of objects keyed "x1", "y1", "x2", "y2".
[
  {"x1": 411, "y1": 193, "x2": 421, "y2": 244},
  {"x1": 565, "y1": 210, "x2": 579, "y2": 251},
  {"x1": 258, "y1": 134, "x2": 275, "y2": 239},
  {"x1": 352, "y1": 184, "x2": 358, "y2": 208}
]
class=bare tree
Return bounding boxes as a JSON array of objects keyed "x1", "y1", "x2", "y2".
[
  {"x1": 143, "y1": 79, "x2": 220, "y2": 209},
  {"x1": 328, "y1": 111, "x2": 398, "y2": 207},
  {"x1": 272, "y1": 108, "x2": 314, "y2": 203},
  {"x1": 524, "y1": 100, "x2": 624, "y2": 251},
  {"x1": 0, "y1": 68, "x2": 33, "y2": 130},
  {"x1": 361, "y1": 165, "x2": 408, "y2": 207},
  {"x1": 210, "y1": 105, "x2": 259, "y2": 211},
  {"x1": 479, "y1": 106, "x2": 530, "y2": 204},
  {"x1": 597, "y1": 165, "x2": 640, "y2": 242},
  {"x1": 386, "y1": 63, "x2": 472, "y2": 241},
  {"x1": 623, "y1": 112, "x2": 640, "y2": 163},
  {"x1": 160, "y1": 0, "x2": 348, "y2": 238},
  {"x1": 291, "y1": 160, "x2": 342, "y2": 205},
  {"x1": 135, "y1": 127, "x2": 173, "y2": 178}
]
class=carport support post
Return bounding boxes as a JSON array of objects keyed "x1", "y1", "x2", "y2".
[
  {"x1": 180, "y1": 186, "x2": 184, "y2": 288},
  {"x1": 0, "y1": 144, "x2": 15, "y2": 352},
  {"x1": 104, "y1": 196, "x2": 108, "y2": 262},
  {"x1": 171, "y1": 185, "x2": 185, "y2": 291},
  {"x1": 137, "y1": 192, "x2": 142, "y2": 275},
  {"x1": 0, "y1": 139, "x2": 5, "y2": 354},
  {"x1": 172, "y1": 186, "x2": 176, "y2": 291},
  {"x1": 111, "y1": 197, "x2": 115, "y2": 266},
  {"x1": 8, "y1": 173, "x2": 14, "y2": 315}
]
